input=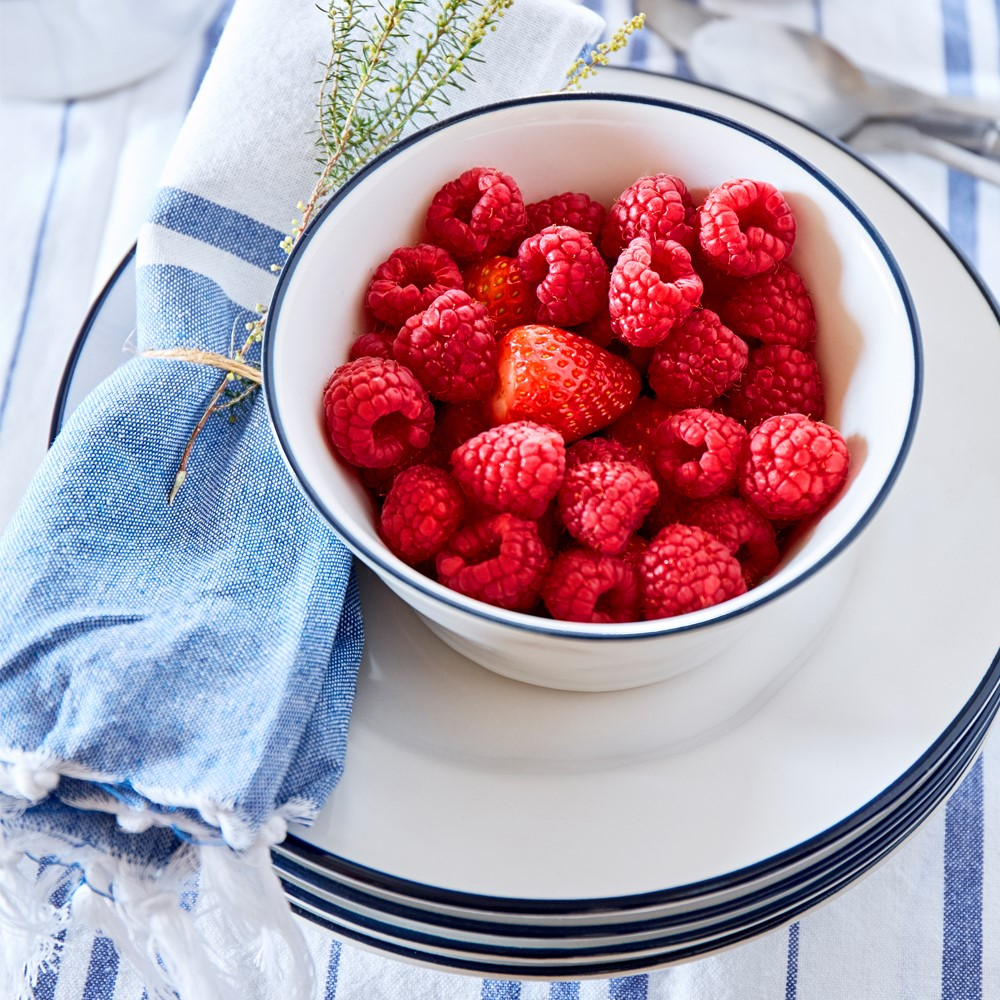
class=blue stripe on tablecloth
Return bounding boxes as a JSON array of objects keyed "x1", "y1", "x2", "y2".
[
  {"x1": 31, "y1": 861, "x2": 75, "y2": 1000},
  {"x1": 324, "y1": 939, "x2": 342, "y2": 999},
  {"x1": 812, "y1": 0, "x2": 824, "y2": 33},
  {"x1": 942, "y1": 0, "x2": 978, "y2": 261},
  {"x1": 942, "y1": 757, "x2": 985, "y2": 1000},
  {"x1": 147, "y1": 187, "x2": 286, "y2": 272},
  {"x1": 482, "y1": 981, "x2": 521, "y2": 999},
  {"x1": 940, "y1": 6, "x2": 984, "y2": 999},
  {"x1": 784, "y1": 921, "x2": 800, "y2": 1000},
  {"x1": 81, "y1": 935, "x2": 119, "y2": 999},
  {"x1": 549, "y1": 983, "x2": 581, "y2": 999},
  {"x1": 609, "y1": 974, "x2": 649, "y2": 998},
  {"x1": 0, "y1": 100, "x2": 73, "y2": 433}
]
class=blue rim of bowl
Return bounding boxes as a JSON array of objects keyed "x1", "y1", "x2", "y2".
[
  {"x1": 51, "y1": 70, "x2": 997, "y2": 919},
  {"x1": 262, "y1": 90, "x2": 924, "y2": 643},
  {"x1": 273, "y1": 674, "x2": 998, "y2": 945}
]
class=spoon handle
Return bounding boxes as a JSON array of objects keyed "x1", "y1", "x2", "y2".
[
  {"x1": 897, "y1": 114, "x2": 1000, "y2": 162},
  {"x1": 851, "y1": 122, "x2": 1000, "y2": 186}
]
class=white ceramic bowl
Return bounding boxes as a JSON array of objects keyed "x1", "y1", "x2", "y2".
[{"x1": 264, "y1": 94, "x2": 921, "y2": 692}]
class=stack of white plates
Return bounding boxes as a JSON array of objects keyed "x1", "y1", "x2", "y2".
[{"x1": 57, "y1": 70, "x2": 1000, "y2": 979}]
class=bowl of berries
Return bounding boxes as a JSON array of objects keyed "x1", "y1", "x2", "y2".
[{"x1": 264, "y1": 93, "x2": 921, "y2": 691}]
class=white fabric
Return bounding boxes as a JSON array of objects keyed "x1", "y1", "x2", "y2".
[{"x1": 1, "y1": 0, "x2": 997, "y2": 997}]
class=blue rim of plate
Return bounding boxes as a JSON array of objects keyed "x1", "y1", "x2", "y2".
[
  {"x1": 278, "y1": 691, "x2": 992, "y2": 976},
  {"x1": 263, "y1": 89, "x2": 924, "y2": 646},
  {"x1": 273, "y1": 673, "x2": 999, "y2": 940},
  {"x1": 51, "y1": 69, "x2": 998, "y2": 924}
]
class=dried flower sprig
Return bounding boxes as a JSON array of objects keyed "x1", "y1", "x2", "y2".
[
  {"x1": 156, "y1": 2, "x2": 646, "y2": 504},
  {"x1": 561, "y1": 13, "x2": 646, "y2": 91}
]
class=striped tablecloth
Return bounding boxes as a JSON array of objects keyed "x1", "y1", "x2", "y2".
[{"x1": 1, "y1": 0, "x2": 996, "y2": 997}]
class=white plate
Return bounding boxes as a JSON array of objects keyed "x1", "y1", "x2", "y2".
[{"x1": 56, "y1": 69, "x2": 1000, "y2": 936}]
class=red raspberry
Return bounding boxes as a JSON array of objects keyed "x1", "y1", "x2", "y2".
[
  {"x1": 525, "y1": 191, "x2": 607, "y2": 242},
  {"x1": 565, "y1": 436, "x2": 646, "y2": 473},
  {"x1": 739, "y1": 413, "x2": 849, "y2": 520},
  {"x1": 605, "y1": 396, "x2": 676, "y2": 468},
  {"x1": 450, "y1": 420, "x2": 566, "y2": 520},
  {"x1": 608, "y1": 237, "x2": 703, "y2": 347},
  {"x1": 642, "y1": 485, "x2": 693, "y2": 537},
  {"x1": 601, "y1": 174, "x2": 696, "y2": 258},
  {"x1": 379, "y1": 464, "x2": 465, "y2": 566},
  {"x1": 348, "y1": 329, "x2": 396, "y2": 362},
  {"x1": 364, "y1": 244, "x2": 463, "y2": 326},
  {"x1": 682, "y1": 495, "x2": 779, "y2": 587},
  {"x1": 432, "y1": 400, "x2": 491, "y2": 456},
  {"x1": 557, "y1": 459, "x2": 660, "y2": 556},
  {"x1": 541, "y1": 549, "x2": 640, "y2": 623},
  {"x1": 573, "y1": 307, "x2": 615, "y2": 349},
  {"x1": 716, "y1": 263, "x2": 817, "y2": 349},
  {"x1": 653, "y1": 408, "x2": 748, "y2": 499},
  {"x1": 425, "y1": 166, "x2": 528, "y2": 262},
  {"x1": 641, "y1": 523, "x2": 747, "y2": 619},
  {"x1": 727, "y1": 344, "x2": 825, "y2": 428},
  {"x1": 393, "y1": 289, "x2": 498, "y2": 403},
  {"x1": 356, "y1": 442, "x2": 444, "y2": 496},
  {"x1": 698, "y1": 178, "x2": 796, "y2": 277},
  {"x1": 323, "y1": 357, "x2": 434, "y2": 469},
  {"x1": 462, "y1": 255, "x2": 537, "y2": 331},
  {"x1": 517, "y1": 225, "x2": 609, "y2": 327},
  {"x1": 647, "y1": 308, "x2": 749, "y2": 408},
  {"x1": 435, "y1": 513, "x2": 549, "y2": 611}
]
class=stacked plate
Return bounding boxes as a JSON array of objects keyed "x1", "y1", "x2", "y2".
[{"x1": 57, "y1": 70, "x2": 1000, "y2": 978}]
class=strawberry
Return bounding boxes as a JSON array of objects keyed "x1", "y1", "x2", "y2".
[
  {"x1": 462, "y1": 255, "x2": 537, "y2": 332},
  {"x1": 489, "y1": 324, "x2": 641, "y2": 443}
]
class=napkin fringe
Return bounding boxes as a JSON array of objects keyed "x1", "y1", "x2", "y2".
[{"x1": 1, "y1": 793, "x2": 317, "y2": 1000}]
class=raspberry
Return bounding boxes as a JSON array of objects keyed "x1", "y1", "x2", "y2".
[
  {"x1": 323, "y1": 357, "x2": 434, "y2": 469},
  {"x1": 462, "y1": 255, "x2": 537, "y2": 331},
  {"x1": 435, "y1": 513, "x2": 549, "y2": 611},
  {"x1": 726, "y1": 344, "x2": 825, "y2": 428},
  {"x1": 641, "y1": 523, "x2": 747, "y2": 619},
  {"x1": 739, "y1": 413, "x2": 849, "y2": 520},
  {"x1": 642, "y1": 485, "x2": 693, "y2": 537},
  {"x1": 608, "y1": 237, "x2": 703, "y2": 347},
  {"x1": 682, "y1": 495, "x2": 779, "y2": 586},
  {"x1": 348, "y1": 329, "x2": 396, "y2": 362},
  {"x1": 565, "y1": 436, "x2": 646, "y2": 473},
  {"x1": 557, "y1": 459, "x2": 660, "y2": 556},
  {"x1": 605, "y1": 396, "x2": 676, "y2": 467},
  {"x1": 379, "y1": 464, "x2": 465, "y2": 566},
  {"x1": 425, "y1": 166, "x2": 528, "y2": 262},
  {"x1": 517, "y1": 225, "x2": 609, "y2": 327},
  {"x1": 450, "y1": 420, "x2": 566, "y2": 520},
  {"x1": 525, "y1": 191, "x2": 607, "y2": 241},
  {"x1": 647, "y1": 307, "x2": 749, "y2": 408},
  {"x1": 653, "y1": 407, "x2": 748, "y2": 499},
  {"x1": 573, "y1": 307, "x2": 615, "y2": 349},
  {"x1": 601, "y1": 174, "x2": 696, "y2": 258},
  {"x1": 364, "y1": 244, "x2": 464, "y2": 326},
  {"x1": 431, "y1": 400, "x2": 491, "y2": 456},
  {"x1": 393, "y1": 289, "x2": 498, "y2": 403},
  {"x1": 716, "y1": 263, "x2": 817, "y2": 348},
  {"x1": 541, "y1": 549, "x2": 640, "y2": 623},
  {"x1": 356, "y1": 443, "x2": 444, "y2": 496},
  {"x1": 698, "y1": 179, "x2": 796, "y2": 277}
]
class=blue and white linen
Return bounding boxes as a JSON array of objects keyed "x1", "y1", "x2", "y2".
[{"x1": 0, "y1": 0, "x2": 997, "y2": 998}]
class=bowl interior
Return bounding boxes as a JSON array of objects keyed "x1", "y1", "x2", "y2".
[{"x1": 265, "y1": 95, "x2": 919, "y2": 635}]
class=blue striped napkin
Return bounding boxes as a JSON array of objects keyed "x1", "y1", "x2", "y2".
[{"x1": 0, "y1": 0, "x2": 602, "y2": 997}]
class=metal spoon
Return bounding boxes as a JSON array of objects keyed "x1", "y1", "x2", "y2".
[{"x1": 643, "y1": 4, "x2": 1000, "y2": 169}]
